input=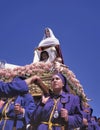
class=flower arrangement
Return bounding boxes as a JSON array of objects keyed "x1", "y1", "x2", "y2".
[{"x1": 0, "y1": 62, "x2": 89, "y2": 101}]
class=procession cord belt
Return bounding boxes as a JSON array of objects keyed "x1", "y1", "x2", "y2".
[{"x1": 42, "y1": 98, "x2": 60, "y2": 130}]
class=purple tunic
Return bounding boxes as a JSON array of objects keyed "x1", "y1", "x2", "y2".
[
  {"x1": 0, "y1": 77, "x2": 36, "y2": 130},
  {"x1": 88, "y1": 121, "x2": 100, "y2": 130},
  {"x1": 0, "y1": 77, "x2": 28, "y2": 97},
  {"x1": 0, "y1": 93, "x2": 36, "y2": 130},
  {"x1": 32, "y1": 91, "x2": 82, "y2": 130}
]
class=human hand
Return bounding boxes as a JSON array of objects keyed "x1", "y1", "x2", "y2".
[
  {"x1": 60, "y1": 108, "x2": 68, "y2": 122},
  {"x1": 83, "y1": 118, "x2": 88, "y2": 126},
  {"x1": 14, "y1": 103, "x2": 24, "y2": 115},
  {"x1": 25, "y1": 75, "x2": 41, "y2": 85},
  {"x1": 41, "y1": 95, "x2": 50, "y2": 104},
  {"x1": 0, "y1": 100, "x2": 5, "y2": 108},
  {"x1": 32, "y1": 76, "x2": 42, "y2": 85}
]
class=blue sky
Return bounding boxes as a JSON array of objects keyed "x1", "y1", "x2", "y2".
[{"x1": 0, "y1": 0, "x2": 100, "y2": 117}]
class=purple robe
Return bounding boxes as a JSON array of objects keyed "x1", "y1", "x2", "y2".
[
  {"x1": 0, "y1": 77, "x2": 28, "y2": 97},
  {"x1": 31, "y1": 91, "x2": 82, "y2": 130},
  {"x1": 88, "y1": 120, "x2": 100, "y2": 130},
  {"x1": 0, "y1": 77, "x2": 36, "y2": 130},
  {"x1": 0, "y1": 93, "x2": 36, "y2": 130}
]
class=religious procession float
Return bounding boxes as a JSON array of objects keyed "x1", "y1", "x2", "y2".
[{"x1": 0, "y1": 27, "x2": 89, "y2": 103}]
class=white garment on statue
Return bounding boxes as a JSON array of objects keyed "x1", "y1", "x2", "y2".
[
  {"x1": 33, "y1": 27, "x2": 60, "y2": 63},
  {"x1": 33, "y1": 46, "x2": 57, "y2": 63},
  {"x1": 38, "y1": 37, "x2": 59, "y2": 47},
  {"x1": 38, "y1": 27, "x2": 60, "y2": 47}
]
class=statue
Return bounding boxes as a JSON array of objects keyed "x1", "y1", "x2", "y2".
[{"x1": 33, "y1": 27, "x2": 64, "y2": 64}]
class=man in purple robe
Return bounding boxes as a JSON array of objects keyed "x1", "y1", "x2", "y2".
[{"x1": 0, "y1": 76, "x2": 37, "y2": 130}]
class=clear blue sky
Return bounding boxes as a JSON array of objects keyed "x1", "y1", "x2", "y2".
[{"x1": 0, "y1": 0, "x2": 100, "y2": 117}]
